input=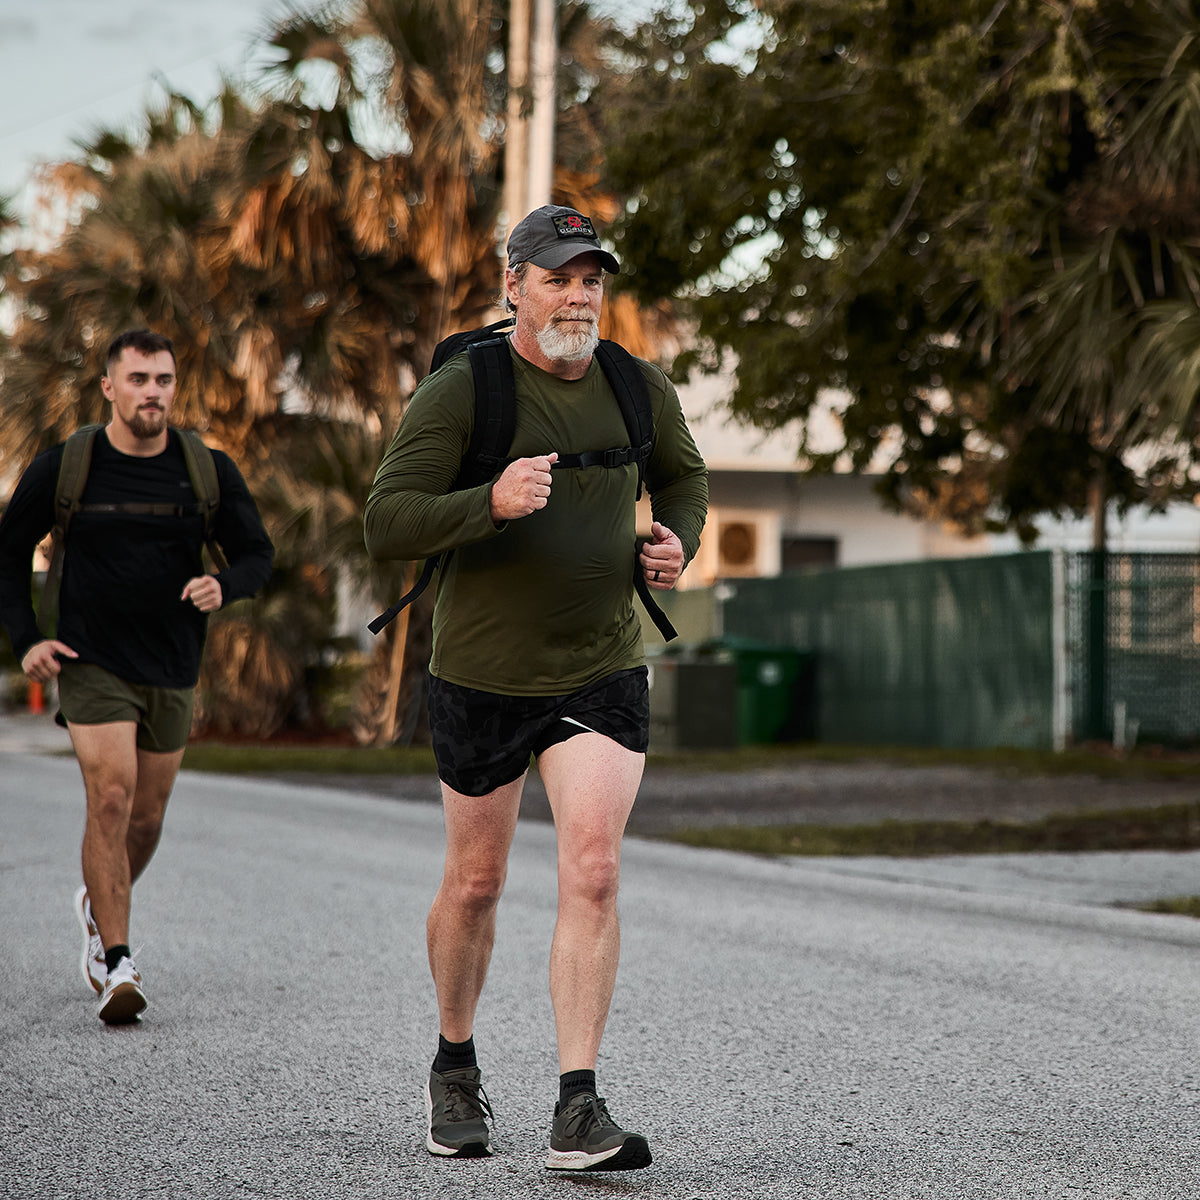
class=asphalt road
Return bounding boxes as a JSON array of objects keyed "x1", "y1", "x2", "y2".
[{"x1": 4, "y1": 751, "x2": 1200, "y2": 1200}]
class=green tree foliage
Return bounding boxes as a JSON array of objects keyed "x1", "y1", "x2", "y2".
[{"x1": 596, "y1": 0, "x2": 1200, "y2": 542}]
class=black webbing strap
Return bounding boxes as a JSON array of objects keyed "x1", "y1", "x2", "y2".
[
  {"x1": 634, "y1": 562, "x2": 678, "y2": 642},
  {"x1": 553, "y1": 447, "x2": 642, "y2": 470},
  {"x1": 75, "y1": 502, "x2": 195, "y2": 517},
  {"x1": 367, "y1": 555, "x2": 440, "y2": 635}
]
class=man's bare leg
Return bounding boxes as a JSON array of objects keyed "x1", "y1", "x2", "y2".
[
  {"x1": 71, "y1": 721, "x2": 183, "y2": 951},
  {"x1": 538, "y1": 733, "x2": 644, "y2": 1073},
  {"x1": 424, "y1": 775, "x2": 524, "y2": 1157},
  {"x1": 127, "y1": 746, "x2": 185, "y2": 881},
  {"x1": 426, "y1": 775, "x2": 525, "y2": 1041},
  {"x1": 539, "y1": 732, "x2": 651, "y2": 1172},
  {"x1": 71, "y1": 721, "x2": 140, "y2": 951}
]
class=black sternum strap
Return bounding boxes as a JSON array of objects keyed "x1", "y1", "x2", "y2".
[
  {"x1": 77, "y1": 502, "x2": 198, "y2": 517},
  {"x1": 552, "y1": 446, "x2": 639, "y2": 470}
]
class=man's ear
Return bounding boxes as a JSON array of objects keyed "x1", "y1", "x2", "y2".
[{"x1": 503, "y1": 268, "x2": 521, "y2": 311}]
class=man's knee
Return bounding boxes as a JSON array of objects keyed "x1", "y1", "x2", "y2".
[
  {"x1": 444, "y1": 862, "x2": 508, "y2": 916},
  {"x1": 86, "y1": 775, "x2": 137, "y2": 827},
  {"x1": 126, "y1": 811, "x2": 164, "y2": 850},
  {"x1": 560, "y1": 844, "x2": 622, "y2": 908}
]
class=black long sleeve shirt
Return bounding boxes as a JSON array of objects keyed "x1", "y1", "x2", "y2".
[{"x1": 0, "y1": 428, "x2": 274, "y2": 688}]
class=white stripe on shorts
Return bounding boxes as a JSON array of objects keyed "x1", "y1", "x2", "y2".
[{"x1": 560, "y1": 716, "x2": 598, "y2": 734}]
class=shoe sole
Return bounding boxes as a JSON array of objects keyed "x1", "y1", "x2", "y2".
[
  {"x1": 546, "y1": 1135, "x2": 652, "y2": 1172},
  {"x1": 74, "y1": 886, "x2": 105, "y2": 996},
  {"x1": 424, "y1": 1080, "x2": 492, "y2": 1158},
  {"x1": 98, "y1": 982, "x2": 146, "y2": 1025}
]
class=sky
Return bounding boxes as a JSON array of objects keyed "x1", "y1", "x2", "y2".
[
  {"x1": 0, "y1": 0, "x2": 295, "y2": 201},
  {"x1": 0, "y1": 0, "x2": 659, "y2": 208}
]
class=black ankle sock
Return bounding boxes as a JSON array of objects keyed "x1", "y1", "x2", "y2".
[
  {"x1": 433, "y1": 1034, "x2": 477, "y2": 1074},
  {"x1": 104, "y1": 944, "x2": 131, "y2": 973},
  {"x1": 559, "y1": 1069, "x2": 597, "y2": 1107}
]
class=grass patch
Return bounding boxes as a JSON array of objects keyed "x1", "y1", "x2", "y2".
[
  {"x1": 179, "y1": 736, "x2": 1200, "y2": 781},
  {"x1": 645, "y1": 741, "x2": 1200, "y2": 780},
  {"x1": 182, "y1": 742, "x2": 437, "y2": 776},
  {"x1": 663, "y1": 803, "x2": 1200, "y2": 858},
  {"x1": 1133, "y1": 896, "x2": 1200, "y2": 918}
]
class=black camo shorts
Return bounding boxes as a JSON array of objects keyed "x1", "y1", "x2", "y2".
[{"x1": 427, "y1": 666, "x2": 650, "y2": 797}]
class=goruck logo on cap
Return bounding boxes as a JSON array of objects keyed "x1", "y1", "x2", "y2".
[{"x1": 552, "y1": 213, "x2": 598, "y2": 240}]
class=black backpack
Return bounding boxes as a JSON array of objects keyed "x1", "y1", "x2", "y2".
[
  {"x1": 368, "y1": 322, "x2": 676, "y2": 641},
  {"x1": 37, "y1": 424, "x2": 228, "y2": 636}
]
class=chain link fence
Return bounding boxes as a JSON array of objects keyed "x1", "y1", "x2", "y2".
[{"x1": 1066, "y1": 552, "x2": 1200, "y2": 747}]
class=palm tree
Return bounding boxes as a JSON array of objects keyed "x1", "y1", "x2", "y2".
[
  {"x1": 1005, "y1": 0, "x2": 1200, "y2": 548},
  {"x1": 0, "y1": 0, "x2": 680, "y2": 742},
  {"x1": 254, "y1": 0, "x2": 683, "y2": 744}
]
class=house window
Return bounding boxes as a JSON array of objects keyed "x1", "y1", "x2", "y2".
[{"x1": 782, "y1": 536, "x2": 838, "y2": 572}]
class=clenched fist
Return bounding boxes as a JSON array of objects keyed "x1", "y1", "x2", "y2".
[{"x1": 490, "y1": 452, "x2": 559, "y2": 521}]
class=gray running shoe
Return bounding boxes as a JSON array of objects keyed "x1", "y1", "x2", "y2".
[
  {"x1": 425, "y1": 1066, "x2": 494, "y2": 1157},
  {"x1": 74, "y1": 886, "x2": 105, "y2": 996},
  {"x1": 545, "y1": 1092, "x2": 651, "y2": 1171},
  {"x1": 97, "y1": 956, "x2": 147, "y2": 1025}
]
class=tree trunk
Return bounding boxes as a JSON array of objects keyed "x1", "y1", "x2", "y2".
[
  {"x1": 1085, "y1": 463, "x2": 1108, "y2": 740},
  {"x1": 1088, "y1": 466, "x2": 1107, "y2": 552},
  {"x1": 379, "y1": 561, "x2": 418, "y2": 746}
]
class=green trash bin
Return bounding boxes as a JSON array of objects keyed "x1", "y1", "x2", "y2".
[{"x1": 697, "y1": 638, "x2": 817, "y2": 745}]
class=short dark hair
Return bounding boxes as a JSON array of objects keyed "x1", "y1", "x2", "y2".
[{"x1": 105, "y1": 329, "x2": 175, "y2": 372}]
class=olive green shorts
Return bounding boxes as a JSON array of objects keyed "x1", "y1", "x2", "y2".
[{"x1": 56, "y1": 661, "x2": 195, "y2": 753}]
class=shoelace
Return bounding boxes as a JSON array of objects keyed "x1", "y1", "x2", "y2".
[
  {"x1": 440, "y1": 1075, "x2": 494, "y2": 1124},
  {"x1": 559, "y1": 1095, "x2": 617, "y2": 1138}
]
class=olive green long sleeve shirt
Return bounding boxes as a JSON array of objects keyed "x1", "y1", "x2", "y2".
[{"x1": 364, "y1": 342, "x2": 708, "y2": 695}]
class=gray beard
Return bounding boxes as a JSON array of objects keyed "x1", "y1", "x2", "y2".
[{"x1": 536, "y1": 319, "x2": 599, "y2": 363}]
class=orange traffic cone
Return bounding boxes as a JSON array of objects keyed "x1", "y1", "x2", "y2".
[{"x1": 29, "y1": 680, "x2": 44, "y2": 715}]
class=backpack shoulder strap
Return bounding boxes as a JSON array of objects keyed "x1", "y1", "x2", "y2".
[
  {"x1": 458, "y1": 336, "x2": 517, "y2": 489},
  {"x1": 369, "y1": 338, "x2": 514, "y2": 634},
  {"x1": 38, "y1": 424, "x2": 102, "y2": 636},
  {"x1": 592, "y1": 345, "x2": 678, "y2": 641},
  {"x1": 430, "y1": 318, "x2": 516, "y2": 375},
  {"x1": 594, "y1": 341, "x2": 654, "y2": 499},
  {"x1": 176, "y1": 429, "x2": 229, "y2": 572},
  {"x1": 54, "y1": 424, "x2": 102, "y2": 530}
]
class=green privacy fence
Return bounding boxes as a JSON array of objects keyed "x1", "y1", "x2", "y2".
[
  {"x1": 650, "y1": 550, "x2": 1200, "y2": 750},
  {"x1": 714, "y1": 553, "x2": 1057, "y2": 749}
]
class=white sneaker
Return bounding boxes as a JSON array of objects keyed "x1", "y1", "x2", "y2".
[
  {"x1": 74, "y1": 886, "x2": 105, "y2": 996},
  {"x1": 97, "y1": 956, "x2": 147, "y2": 1025}
]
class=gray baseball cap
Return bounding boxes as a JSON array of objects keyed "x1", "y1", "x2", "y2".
[{"x1": 506, "y1": 205, "x2": 620, "y2": 273}]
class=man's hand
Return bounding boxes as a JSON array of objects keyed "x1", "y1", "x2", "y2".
[
  {"x1": 490, "y1": 452, "x2": 558, "y2": 521},
  {"x1": 21, "y1": 639, "x2": 78, "y2": 682},
  {"x1": 181, "y1": 575, "x2": 223, "y2": 612},
  {"x1": 640, "y1": 521, "x2": 685, "y2": 590}
]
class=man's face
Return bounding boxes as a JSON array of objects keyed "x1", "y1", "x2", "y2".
[
  {"x1": 101, "y1": 348, "x2": 176, "y2": 441},
  {"x1": 508, "y1": 252, "x2": 605, "y2": 363}
]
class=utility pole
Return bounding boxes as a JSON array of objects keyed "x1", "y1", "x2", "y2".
[
  {"x1": 527, "y1": 0, "x2": 558, "y2": 210},
  {"x1": 504, "y1": 0, "x2": 531, "y2": 233},
  {"x1": 506, "y1": 0, "x2": 557, "y2": 230}
]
